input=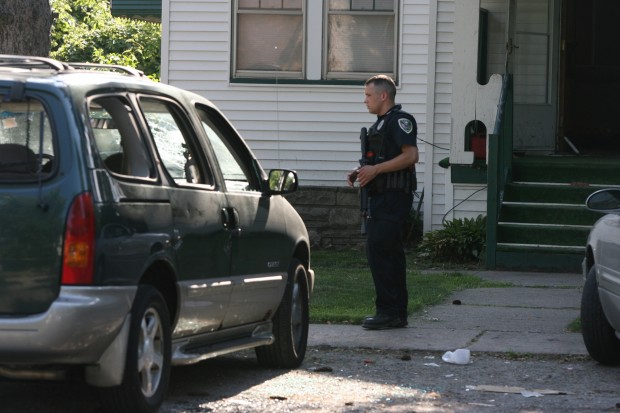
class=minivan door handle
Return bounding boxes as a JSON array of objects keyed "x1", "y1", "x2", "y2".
[
  {"x1": 221, "y1": 207, "x2": 231, "y2": 229},
  {"x1": 221, "y1": 207, "x2": 241, "y2": 233}
]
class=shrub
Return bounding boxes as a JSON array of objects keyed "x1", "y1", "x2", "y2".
[{"x1": 417, "y1": 215, "x2": 486, "y2": 263}]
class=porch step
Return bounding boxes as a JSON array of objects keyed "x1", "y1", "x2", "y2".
[
  {"x1": 504, "y1": 182, "x2": 608, "y2": 204},
  {"x1": 497, "y1": 222, "x2": 591, "y2": 246},
  {"x1": 512, "y1": 156, "x2": 620, "y2": 185},
  {"x1": 497, "y1": 242, "x2": 584, "y2": 253},
  {"x1": 499, "y1": 201, "x2": 601, "y2": 226},
  {"x1": 494, "y1": 245, "x2": 585, "y2": 271}
]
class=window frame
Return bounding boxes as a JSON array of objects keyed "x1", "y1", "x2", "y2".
[
  {"x1": 87, "y1": 93, "x2": 157, "y2": 182},
  {"x1": 232, "y1": 0, "x2": 306, "y2": 80},
  {"x1": 231, "y1": 0, "x2": 399, "y2": 84},
  {"x1": 136, "y1": 95, "x2": 216, "y2": 189}
]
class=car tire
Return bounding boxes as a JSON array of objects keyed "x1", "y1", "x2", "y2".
[
  {"x1": 100, "y1": 285, "x2": 172, "y2": 413},
  {"x1": 256, "y1": 258, "x2": 309, "y2": 368},
  {"x1": 580, "y1": 266, "x2": 620, "y2": 365}
]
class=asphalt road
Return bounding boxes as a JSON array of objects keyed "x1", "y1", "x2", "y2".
[{"x1": 2, "y1": 347, "x2": 619, "y2": 413}]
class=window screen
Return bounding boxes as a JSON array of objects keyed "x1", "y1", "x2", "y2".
[
  {"x1": 326, "y1": 0, "x2": 397, "y2": 79},
  {"x1": 233, "y1": 0, "x2": 304, "y2": 78}
]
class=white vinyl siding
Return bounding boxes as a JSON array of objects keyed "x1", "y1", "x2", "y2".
[{"x1": 452, "y1": 185, "x2": 488, "y2": 221}]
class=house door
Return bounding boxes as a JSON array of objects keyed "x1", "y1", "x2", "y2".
[
  {"x1": 506, "y1": 0, "x2": 559, "y2": 153},
  {"x1": 558, "y1": 0, "x2": 620, "y2": 154}
]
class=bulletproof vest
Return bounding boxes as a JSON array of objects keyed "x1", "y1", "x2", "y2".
[{"x1": 366, "y1": 110, "x2": 417, "y2": 193}]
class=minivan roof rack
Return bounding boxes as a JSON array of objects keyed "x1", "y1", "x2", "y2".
[
  {"x1": 0, "y1": 55, "x2": 146, "y2": 78},
  {"x1": 67, "y1": 63, "x2": 146, "y2": 77},
  {"x1": 0, "y1": 55, "x2": 68, "y2": 71}
]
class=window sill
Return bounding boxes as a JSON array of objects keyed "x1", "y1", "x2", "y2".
[{"x1": 230, "y1": 78, "x2": 365, "y2": 86}]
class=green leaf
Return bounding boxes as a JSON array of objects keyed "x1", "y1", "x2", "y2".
[{"x1": 50, "y1": 0, "x2": 161, "y2": 80}]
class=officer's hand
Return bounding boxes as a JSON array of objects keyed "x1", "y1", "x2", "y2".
[
  {"x1": 346, "y1": 169, "x2": 359, "y2": 187},
  {"x1": 358, "y1": 165, "x2": 378, "y2": 187}
]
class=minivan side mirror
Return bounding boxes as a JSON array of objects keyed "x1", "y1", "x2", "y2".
[
  {"x1": 266, "y1": 169, "x2": 298, "y2": 195},
  {"x1": 586, "y1": 189, "x2": 620, "y2": 214}
]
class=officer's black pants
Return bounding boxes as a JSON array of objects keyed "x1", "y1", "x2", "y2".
[{"x1": 366, "y1": 191, "x2": 413, "y2": 319}]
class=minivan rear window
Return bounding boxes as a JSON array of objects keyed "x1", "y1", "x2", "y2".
[
  {"x1": 89, "y1": 95, "x2": 155, "y2": 179},
  {"x1": 0, "y1": 98, "x2": 54, "y2": 181}
]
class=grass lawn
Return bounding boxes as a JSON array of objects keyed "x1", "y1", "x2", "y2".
[{"x1": 309, "y1": 249, "x2": 511, "y2": 324}]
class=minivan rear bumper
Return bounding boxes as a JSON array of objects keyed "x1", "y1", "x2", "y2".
[{"x1": 0, "y1": 286, "x2": 136, "y2": 365}]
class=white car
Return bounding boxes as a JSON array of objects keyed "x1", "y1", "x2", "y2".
[{"x1": 581, "y1": 188, "x2": 620, "y2": 365}]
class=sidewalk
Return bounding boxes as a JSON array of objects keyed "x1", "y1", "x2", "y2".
[{"x1": 308, "y1": 270, "x2": 588, "y2": 356}]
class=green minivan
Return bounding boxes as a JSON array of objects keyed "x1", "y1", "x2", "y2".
[{"x1": 0, "y1": 55, "x2": 314, "y2": 413}]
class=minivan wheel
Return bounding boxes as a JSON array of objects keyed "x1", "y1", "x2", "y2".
[
  {"x1": 100, "y1": 285, "x2": 172, "y2": 413},
  {"x1": 256, "y1": 258, "x2": 309, "y2": 368},
  {"x1": 581, "y1": 266, "x2": 620, "y2": 365}
]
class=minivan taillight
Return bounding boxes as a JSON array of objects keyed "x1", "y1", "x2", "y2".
[{"x1": 61, "y1": 192, "x2": 95, "y2": 285}]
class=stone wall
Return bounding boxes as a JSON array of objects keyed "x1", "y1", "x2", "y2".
[{"x1": 285, "y1": 186, "x2": 366, "y2": 250}]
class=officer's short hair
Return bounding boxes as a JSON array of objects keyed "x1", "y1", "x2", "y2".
[{"x1": 365, "y1": 75, "x2": 396, "y2": 101}]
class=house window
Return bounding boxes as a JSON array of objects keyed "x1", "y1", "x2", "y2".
[
  {"x1": 233, "y1": 0, "x2": 304, "y2": 79},
  {"x1": 325, "y1": 0, "x2": 397, "y2": 80},
  {"x1": 232, "y1": 1, "x2": 398, "y2": 82}
]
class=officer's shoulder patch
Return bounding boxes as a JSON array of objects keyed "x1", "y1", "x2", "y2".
[{"x1": 398, "y1": 118, "x2": 413, "y2": 134}]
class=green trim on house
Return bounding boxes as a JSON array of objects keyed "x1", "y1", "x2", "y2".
[
  {"x1": 450, "y1": 163, "x2": 487, "y2": 184},
  {"x1": 110, "y1": 0, "x2": 162, "y2": 20}
]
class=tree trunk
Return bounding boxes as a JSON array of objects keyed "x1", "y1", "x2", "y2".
[{"x1": 0, "y1": 0, "x2": 52, "y2": 56}]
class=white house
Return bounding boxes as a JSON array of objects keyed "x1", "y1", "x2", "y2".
[
  {"x1": 158, "y1": 0, "x2": 481, "y2": 232},
  {"x1": 114, "y1": 0, "x2": 619, "y2": 269}
]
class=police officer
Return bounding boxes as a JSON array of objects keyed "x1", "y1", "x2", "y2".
[{"x1": 347, "y1": 74, "x2": 418, "y2": 330}]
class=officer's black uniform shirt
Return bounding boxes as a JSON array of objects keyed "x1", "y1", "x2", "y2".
[{"x1": 372, "y1": 104, "x2": 417, "y2": 161}]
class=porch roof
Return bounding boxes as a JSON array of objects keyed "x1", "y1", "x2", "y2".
[{"x1": 110, "y1": 0, "x2": 161, "y2": 21}]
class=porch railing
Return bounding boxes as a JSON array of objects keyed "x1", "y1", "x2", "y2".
[{"x1": 485, "y1": 74, "x2": 513, "y2": 269}]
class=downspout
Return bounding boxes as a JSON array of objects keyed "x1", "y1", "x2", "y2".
[
  {"x1": 160, "y1": 0, "x2": 171, "y2": 84},
  {"x1": 423, "y1": 0, "x2": 439, "y2": 234}
]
